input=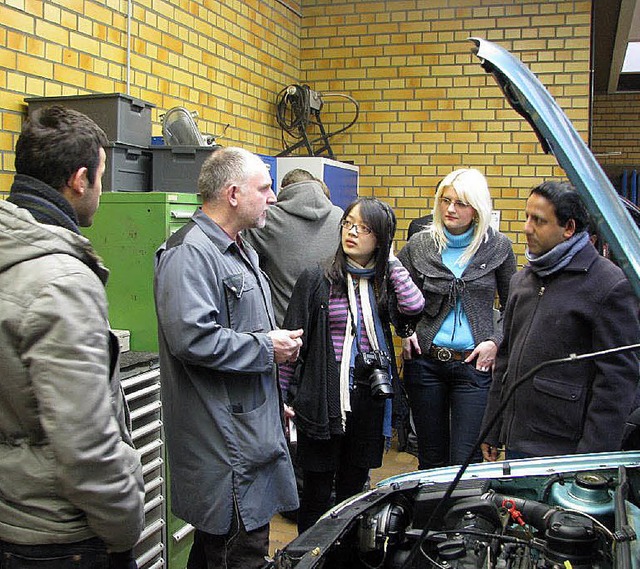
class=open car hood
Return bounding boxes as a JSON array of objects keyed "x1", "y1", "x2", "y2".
[{"x1": 470, "y1": 37, "x2": 640, "y2": 297}]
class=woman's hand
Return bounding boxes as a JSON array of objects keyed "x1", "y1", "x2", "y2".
[
  {"x1": 481, "y1": 442, "x2": 499, "y2": 462},
  {"x1": 402, "y1": 333, "x2": 421, "y2": 360},
  {"x1": 465, "y1": 340, "x2": 497, "y2": 372}
]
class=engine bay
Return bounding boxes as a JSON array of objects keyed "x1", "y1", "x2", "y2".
[{"x1": 272, "y1": 461, "x2": 640, "y2": 569}]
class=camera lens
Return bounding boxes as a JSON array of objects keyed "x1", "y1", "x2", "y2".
[{"x1": 369, "y1": 368, "x2": 394, "y2": 399}]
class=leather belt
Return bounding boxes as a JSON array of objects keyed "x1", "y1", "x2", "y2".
[{"x1": 428, "y1": 345, "x2": 473, "y2": 363}]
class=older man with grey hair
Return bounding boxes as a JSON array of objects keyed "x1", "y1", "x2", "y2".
[{"x1": 154, "y1": 147, "x2": 302, "y2": 569}]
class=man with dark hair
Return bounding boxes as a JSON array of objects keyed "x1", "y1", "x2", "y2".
[
  {"x1": 280, "y1": 167, "x2": 316, "y2": 188},
  {"x1": 244, "y1": 167, "x2": 343, "y2": 326},
  {"x1": 481, "y1": 181, "x2": 640, "y2": 461},
  {"x1": 0, "y1": 106, "x2": 145, "y2": 567},
  {"x1": 154, "y1": 147, "x2": 302, "y2": 569}
]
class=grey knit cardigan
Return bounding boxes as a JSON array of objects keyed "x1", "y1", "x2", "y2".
[{"x1": 397, "y1": 227, "x2": 517, "y2": 351}]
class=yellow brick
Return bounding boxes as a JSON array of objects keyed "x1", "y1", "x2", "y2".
[
  {"x1": 7, "y1": 71, "x2": 26, "y2": 93},
  {"x1": 22, "y1": 52, "x2": 54, "y2": 80},
  {"x1": 2, "y1": 5, "x2": 35, "y2": 34}
]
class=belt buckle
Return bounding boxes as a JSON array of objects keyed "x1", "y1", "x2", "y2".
[{"x1": 436, "y1": 347, "x2": 453, "y2": 362}]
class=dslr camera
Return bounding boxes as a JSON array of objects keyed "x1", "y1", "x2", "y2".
[{"x1": 354, "y1": 350, "x2": 394, "y2": 399}]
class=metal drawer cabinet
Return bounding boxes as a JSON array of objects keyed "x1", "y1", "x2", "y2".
[{"x1": 120, "y1": 353, "x2": 165, "y2": 569}]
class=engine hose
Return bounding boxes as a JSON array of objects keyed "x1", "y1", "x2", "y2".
[{"x1": 489, "y1": 492, "x2": 557, "y2": 531}]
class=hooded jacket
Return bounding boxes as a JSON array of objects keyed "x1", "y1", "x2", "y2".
[
  {"x1": 243, "y1": 179, "x2": 343, "y2": 326},
  {"x1": 0, "y1": 195, "x2": 145, "y2": 551}
]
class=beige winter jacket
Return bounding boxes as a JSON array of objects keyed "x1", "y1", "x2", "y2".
[{"x1": 0, "y1": 199, "x2": 145, "y2": 551}]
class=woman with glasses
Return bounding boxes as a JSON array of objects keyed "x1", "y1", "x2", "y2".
[
  {"x1": 397, "y1": 168, "x2": 516, "y2": 470},
  {"x1": 279, "y1": 197, "x2": 424, "y2": 534}
]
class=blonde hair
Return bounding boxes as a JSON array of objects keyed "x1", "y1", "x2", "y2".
[{"x1": 428, "y1": 168, "x2": 492, "y2": 266}]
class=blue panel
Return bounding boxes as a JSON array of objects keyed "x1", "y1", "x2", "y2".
[
  {"x1": 323, "y1": 164, "x2": 358, "y2": 210},
  {"x1": 257, "y1": 154, "x2": 277, "y2": 193}
]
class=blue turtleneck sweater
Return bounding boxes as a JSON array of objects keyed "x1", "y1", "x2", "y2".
[{"x1": 433, "y1": 227, "x2": 475, "y2": 350}]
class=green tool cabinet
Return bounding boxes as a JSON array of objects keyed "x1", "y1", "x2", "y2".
[
  {"x1": 84, "y1": 192, "x2": 199, "y2": 569},
  {"x1": 83, "y1": 192, "x2": 201, "y2": 353}
]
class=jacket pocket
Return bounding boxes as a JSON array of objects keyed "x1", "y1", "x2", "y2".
[
  {"x1": 230, "y1": 396, "x2": 285, "y2": 471},
  {"x1": 223, "y1": 273, "x2": 265, "y2": 333},
  {"x1": 530, "y1": 375, "x2": 586, "y2": 441}
]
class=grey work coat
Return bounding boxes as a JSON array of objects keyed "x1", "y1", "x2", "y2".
[{"x1": 154, "y1": 209, "x2": 298, "y2": 534}]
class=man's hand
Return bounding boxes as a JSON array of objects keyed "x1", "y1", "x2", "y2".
[
  {"x1": 481, "y1": 442, "x2": 499, "y2": 462},
  {"x1": 402, "y1": 333, "x2": 421, "y2": 360},
  {"x1": 284, "y1": 403, "x2": 295, "y2": 420},
  {"x1": 269, "y1": 328, "x2": 303, "y2": 364}
]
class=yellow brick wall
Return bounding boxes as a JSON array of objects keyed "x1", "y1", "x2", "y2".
[
  {"x1": 0, "y1": 0, "x2": 593, "y2": 261},
  {"x1": 592, "y1": 92, "x2": 640, "y2": 168},
  {"x1": 298, "y1": 0, "x2": 592, "y2": 258},
  {"x1": 0, "y1": 0, "x2": 303, "y2": 193}
]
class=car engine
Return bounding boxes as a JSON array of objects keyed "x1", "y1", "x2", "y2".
[{"x1": 272, "y1": 463, "x2": 640, "y2": 569}]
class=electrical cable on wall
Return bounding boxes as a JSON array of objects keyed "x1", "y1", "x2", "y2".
[{"x1": 275, "y1": 83, "x2": 359, "y2": 159}]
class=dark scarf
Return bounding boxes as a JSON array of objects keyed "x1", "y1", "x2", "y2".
[
  {"x1": 344, "y1": 262, "x2": 393, "y2": 443},
  {"x1": 8, "y1": 174, "x2": 106, "y2": 282},
  {"x1": 526, "y1": 231, "x2": 590, "y2": 277},
  {"x1": 8, "y1": 174, "x2": 81, "y2": 234}
]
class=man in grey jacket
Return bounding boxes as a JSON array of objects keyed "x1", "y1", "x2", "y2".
[
  {"x1": 0, "y1": 106, "x2": 145, "y2": 567},
  {"x1": 154, "y1": 147, "x2": 302, "y2": 569},
  {"x1": 243, "y1": 168, "x2": 343, "y2": 326}
]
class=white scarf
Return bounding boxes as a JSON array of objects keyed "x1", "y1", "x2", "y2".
[{"x1": 338, "y1": 261, "x2": 380, "y2": 428}]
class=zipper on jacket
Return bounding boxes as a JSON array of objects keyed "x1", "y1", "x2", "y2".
[{"x1": 538, "y1": 286, "x2": 545, "y2": 297}]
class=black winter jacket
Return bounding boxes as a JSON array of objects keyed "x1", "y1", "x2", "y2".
[
  {"x1": 282, "y1": 266, "x2": 406, "y2": 440},
  {"x1": 481, "y1": 242, "x2": 640, "y2": 456}
]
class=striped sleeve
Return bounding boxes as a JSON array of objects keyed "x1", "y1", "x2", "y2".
[
  {"x1": 389, "y1": 260, "x2": 425, "y2": 315},
  {"x1": 278, "y1": 362, "x2": 295, "y2": 396}
]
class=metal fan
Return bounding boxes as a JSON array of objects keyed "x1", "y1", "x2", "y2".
[{"x1": 161, "y1": 107, "x2": 213, "y2": 146}]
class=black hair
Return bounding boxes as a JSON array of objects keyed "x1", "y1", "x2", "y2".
[
  {"x1": 326, "y1": 196, "x2": 397, "y2": 314},
  {"x1": 530, "y1": 181, "x2": 589, "y2": 233},
  {"x1": 15, "y1": 105, "x2": 108, "y2": 192}
]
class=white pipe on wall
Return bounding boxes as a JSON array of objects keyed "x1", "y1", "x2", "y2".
[{"x1": 126, "y1": 0, "x2": 132, "y2": 95}]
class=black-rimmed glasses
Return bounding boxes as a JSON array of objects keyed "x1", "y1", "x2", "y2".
[{"x1": 340, "y1": 220, "x2": 372, "y2": 235}]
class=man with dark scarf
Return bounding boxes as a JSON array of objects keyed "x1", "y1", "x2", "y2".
[
  {"x1": 481, "y1": 181, "x2": 640, "y2": 461},
  {"x1": 0, "y1": 106, "x2": 145, "y2": 568}
]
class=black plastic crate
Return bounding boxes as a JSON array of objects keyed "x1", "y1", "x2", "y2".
[
  {"x1": 103, "y1": 143, "x2": 152, "y2": 192},
  {"x1": 151, "y1": 145, "x2": 221, "y2": 193},
  {"x1": 25, "y1": 93, "x2": 155, "y2": 147}
]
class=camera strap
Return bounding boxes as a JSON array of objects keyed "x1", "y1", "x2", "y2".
[{"x1": 346, "y1": 273, "x2": 382, "y2": 355}]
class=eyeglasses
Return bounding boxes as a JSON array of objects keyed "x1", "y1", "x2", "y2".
[
  {"x1": 340, "y1": 219, "x2": 372, "y2": 235},
  {"x1": 439, "y1": 196, "x2": 472, "y2": 209}
]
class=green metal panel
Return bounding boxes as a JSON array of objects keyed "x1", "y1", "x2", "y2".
[
  {"x1": 84, "y1": 192, "x2": 200, "y2": 568},
  {"x1": 83, "y1": 192, "x2": 201, "y2": 352}
]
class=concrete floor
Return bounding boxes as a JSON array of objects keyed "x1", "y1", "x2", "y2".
[{"x1": 269, "y1": 440, "x2": 419, "y2": 556}]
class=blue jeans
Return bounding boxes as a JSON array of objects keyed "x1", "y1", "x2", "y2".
[
  {"x1": 0, "y1": 537, "x2": 135, "y2": 568},
  {"x1": 403, "y1": 356, "x2": 492, "y2": 470}
]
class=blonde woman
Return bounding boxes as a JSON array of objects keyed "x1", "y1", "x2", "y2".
[{"x1": 397, "y1": 168, "x2": 516, "y2": 469}]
